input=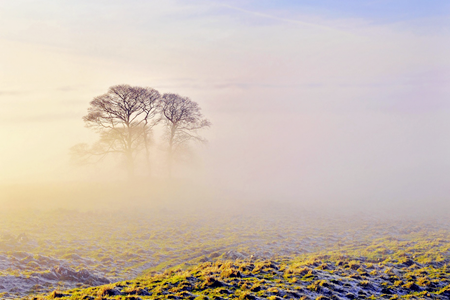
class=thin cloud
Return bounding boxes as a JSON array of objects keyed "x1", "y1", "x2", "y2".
[
  {"x1": 155, "y1": 80, "x2": 325, "y2": 90},
  {"x1": 0, "y1": 112, "x2": 81, "y2": 123},
  {"x1": 214, "y1": 2, "x2": 354, "y2": 36},
  {"x1": 56, "y1": 86, "x2": 82, "y2": 92},
  {"x1": 0, "y1": 90, "x2": 24, "y2": 96}
]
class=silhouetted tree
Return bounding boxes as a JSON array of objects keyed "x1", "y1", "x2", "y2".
[
  {"x1": 71, "y1": 85, "x2": 161, "y2": 178},
  {"x1": 160, "y1": 93, "x2": 211, "y2": 177}
]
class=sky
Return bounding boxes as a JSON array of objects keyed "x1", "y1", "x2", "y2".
[{"x1": 1, "y1": 0, "x2": 450, "y2": 207}]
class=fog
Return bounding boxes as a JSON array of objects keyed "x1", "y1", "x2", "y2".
[{"x1": 1, "y1": 1, "x2": 450, "y2": 214}]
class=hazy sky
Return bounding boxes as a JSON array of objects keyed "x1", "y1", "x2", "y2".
[{"x1": 1, "y1": 1, "x2": 450, "y2": 205}]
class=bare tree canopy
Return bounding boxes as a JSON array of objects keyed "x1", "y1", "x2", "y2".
[
  {"x1": 71, "y1": 84, "x2": 161, "y2": 178},
  {"x1": 160, "y1": 93, "x2": 211, "y2": 176},
  {"x1": 71, "y1": 86, "x2": 211, "y2": 179}
]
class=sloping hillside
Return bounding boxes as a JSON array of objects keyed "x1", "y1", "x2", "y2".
[{"x1": 21, "y1": 229, "x2": 450, "y2": 300}]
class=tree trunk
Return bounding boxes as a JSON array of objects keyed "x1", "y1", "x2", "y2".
[
  {"x1": 126, "y1": 151, "x2": 134, "y2": 180},
  {"x1": 125, "y1": 122, "x2": 134, "y2": 180},
  {"x1": 168, "y1": 142, "x2": 173, "y2": 179},
  {"x1": 168, "y1": 126, "x2": 175, "y2": 179},
  {"x1": 143, "y1": 127, "x2": 152, "y2": 177}
]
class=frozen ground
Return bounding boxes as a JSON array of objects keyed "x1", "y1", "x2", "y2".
[{"x1": 0, "y1": 205, "x2": 448, "y2": 299}]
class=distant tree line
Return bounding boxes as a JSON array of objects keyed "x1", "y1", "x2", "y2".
[{"x1": 71, "y1": 84, "x2": 211, "y2": 178}]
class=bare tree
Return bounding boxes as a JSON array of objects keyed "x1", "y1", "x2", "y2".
[
  {"x1": 71, "y1": 84, "x2": 161, "y2": 178},
  {"x1": 160, "y1": 93, "x2": 211, "y2": 177}
]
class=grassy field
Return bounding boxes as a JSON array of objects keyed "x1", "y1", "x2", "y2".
[{"x1": 0, "y1": 205, "x2": 448, "y2": 299}]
